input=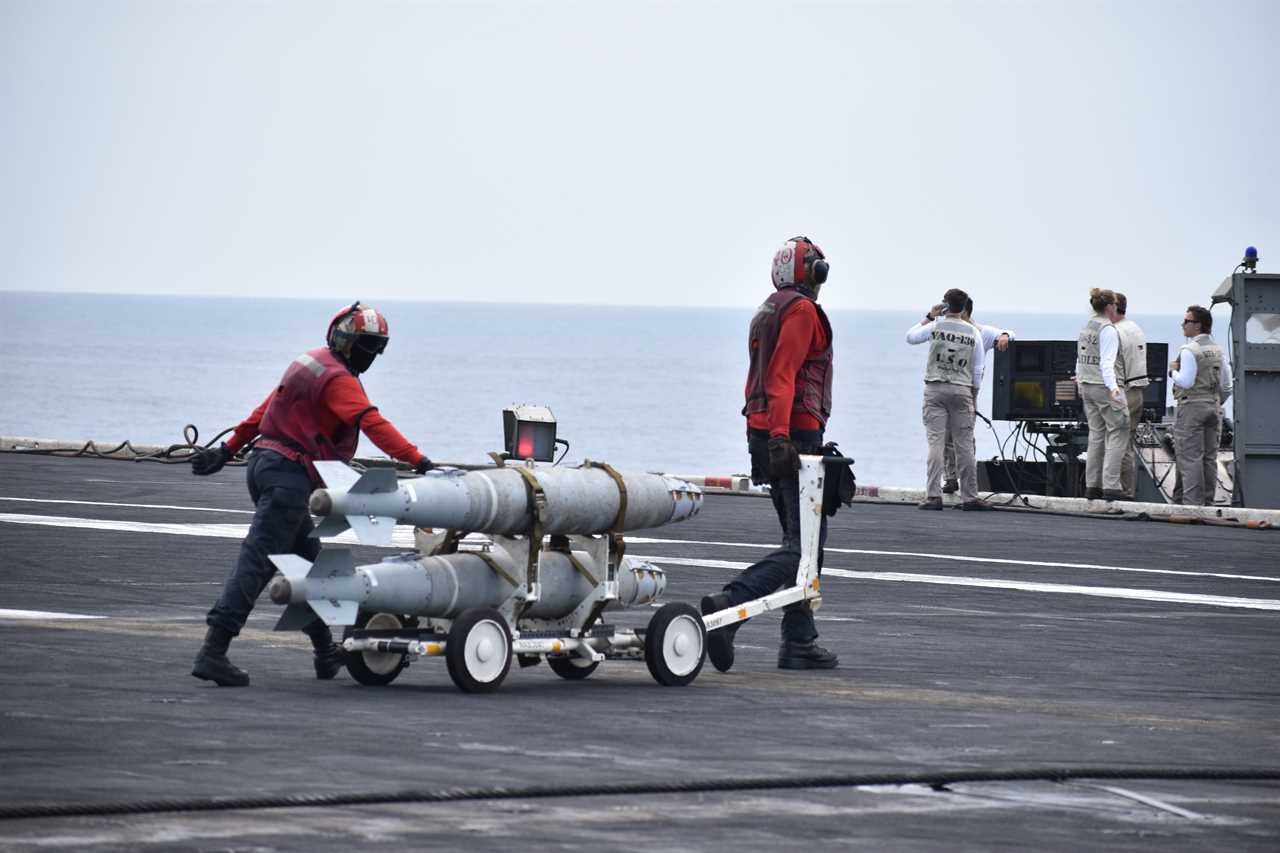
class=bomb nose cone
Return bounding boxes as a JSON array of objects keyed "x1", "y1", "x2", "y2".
[
  {"x1": 268, "y1": 576, "x2": 293, "y2": 605},
  {"x1": 310, "y1": 489, "x2": 333, "y2": 516}
]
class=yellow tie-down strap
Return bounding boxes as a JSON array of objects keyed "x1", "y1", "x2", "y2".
[
  {"x1": 512, "y1": 465, "x2": 548, "y2": 590},
  {"x1": 585, "y1": 460, "x2": 628, "y2": 534},
  {"x1": 472, "y1": 550, "x2": 521, "y2": 590},
  {"x1": 562, "y1": 549, "x2": 598, "y2": 586}
]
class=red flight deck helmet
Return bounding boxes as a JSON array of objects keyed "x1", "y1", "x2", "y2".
[
  {"x1": 326, "y1": 302, "x2": 390, "y2": 373},
  {"x1": 327, "y1": 302, "x2": 389, "y2": 352},
  {"x1": 770, "y1": 236, "x2": 829, "y2": 294}
]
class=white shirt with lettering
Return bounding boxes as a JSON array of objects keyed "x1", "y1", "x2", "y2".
[
  {"x1": 1074, "y1": 324, "x2": 1120, "y2": 391},
  {"x1": 1171, "y1": 347, "x2": 1234, "y2": 396},
  {"x1": 906, "y1": 314, "x2": 986, "y2": 387}
]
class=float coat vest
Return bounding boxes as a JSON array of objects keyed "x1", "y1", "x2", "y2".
[
  {"x1": 256, "y1": 347, "x2": 361, "y2": 481},
  {"x1": 1077, "y1": 314, "x2": 1117, "y2": 385},
  {"x1": 924, "y1": 316, "x2": 978, "y2": 386},
  {"x1": 1114, "y1": 318, "x2": 1150, "y2": 389},
  {"x1": 1175, "y1": 334, "x2": 1226, "y2": 404},
  {"x1": 742, "y1": 288, "x2": 834, "y2": 428}
]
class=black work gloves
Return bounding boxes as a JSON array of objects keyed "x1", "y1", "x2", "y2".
[
  {"x1": 767, "y1": 436, "x2": 800, "y2": 481},
  {"x1": 191, "y1": 444, "x2": 231, "y2": 476},
  {"x1": 413, "y1": 457, "x2": 435, "y2": 475}
]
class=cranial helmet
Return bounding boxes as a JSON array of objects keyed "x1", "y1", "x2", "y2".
[
  {"x1": 326, "y1": 302, "x2": 389, "y2": 372},
  {"x1": 771, "y1": 236, "x2": 829, "y2": 292}
]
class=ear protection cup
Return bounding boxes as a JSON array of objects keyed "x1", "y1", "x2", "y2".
[
  {"x1": 810, "y1": 258, "x2": 829, "y2": 285},
  {"x1": 790, "y1": 236, "x2": 828, "y2": 287},
  {"x1": 773, "y1": 236, "x2": 830, "y2": 290}
]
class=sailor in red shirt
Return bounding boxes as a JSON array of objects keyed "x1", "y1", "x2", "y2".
[
  {"x1": 189, "y1": 303, "x2": 432, "y2": 687},
  {"x1": 702, "y1": 236, "x2": 839, "y2": 672}
]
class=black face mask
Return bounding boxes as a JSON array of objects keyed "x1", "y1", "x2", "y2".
[{"x1": 348, "y1": 335, "x2": 386, "y2": 373}]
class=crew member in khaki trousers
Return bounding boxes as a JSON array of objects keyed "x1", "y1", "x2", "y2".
[
  {"x1": 1075, "y1": 288, "x2": 1128, "y2": 501},
  {"x1": 1113, "y1": 293, "x2": 1149, "y2": 499},
  {"x1": 942, "y1": 297, "x2": 1013, "y2": 494},
  {"x1": 907, "y1": 288, "x2": 989, "y2": 511},
  {"x1": 1170, "y1": 305, "x2": 1233, "y2": 506}
]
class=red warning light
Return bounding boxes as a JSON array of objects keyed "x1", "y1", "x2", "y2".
[
  {"x1": 517, "y1": 428, "x2": 535, "y2": 459},
  {"x1": 503, "y1": 405, "x2": 557, "y2": 462}
]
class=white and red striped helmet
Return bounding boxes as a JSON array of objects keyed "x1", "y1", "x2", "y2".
[
  {"x1": 771, "y1": 236, "x2": 829, "y2": 290},
  {"x1": 326, "y1": 302, "x2": 389, "y2": 354}
]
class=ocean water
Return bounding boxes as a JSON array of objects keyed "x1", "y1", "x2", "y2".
[{"x1": 0, "y1": 292, "x2": 1187, "y2": 488}]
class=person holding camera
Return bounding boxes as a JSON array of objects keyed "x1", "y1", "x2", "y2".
[
  {"x1": 940, "y1": 297, "x2": 1014, "y2": 495},
  {"x1": 907, "y1": 288, "x2": 988, "y2": 510}
]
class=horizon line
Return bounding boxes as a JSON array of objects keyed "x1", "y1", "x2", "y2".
[{"x1": 0, "y1": 288, "x2": 1194, "y2": 316}]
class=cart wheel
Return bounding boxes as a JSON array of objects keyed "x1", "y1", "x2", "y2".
[
  {"x1": 343, "y1": 612, "x2": 409, "y2": 687},
  {"x1": 644, "y1": 602, "x2": 705, "y2": 687},
  {"x1": 445, "y1": 608, "x2": 512, "y2": 693},
  {"x1": 547, "y1": 655, "x2": 600, "y2": 680}
]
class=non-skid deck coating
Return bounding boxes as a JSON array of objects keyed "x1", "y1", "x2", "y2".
[{"x1": 0, "y1": 453, "x2": 1277, "y2": 851}]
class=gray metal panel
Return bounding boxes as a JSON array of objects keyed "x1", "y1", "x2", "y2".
[{"x1": 1218, "y1": 273, "x2": 1280, "y2": 508}]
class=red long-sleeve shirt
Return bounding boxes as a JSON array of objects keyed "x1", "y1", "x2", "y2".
[
  {"x1": 225, "y1": 373, "x2": 426, "y2": 467},
  {"x1": 746, "y1": 298, "x2": 828, "y2": 437}
]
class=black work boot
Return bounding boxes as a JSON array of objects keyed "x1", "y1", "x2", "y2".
[
  {"x1": 313, "y1": 643, "x2": 346, "y2": 680},
  {"x1": 941, "y1": 478, "x2": 959, "y2": 494},
  {"x1": 303, "y1": 621, "x2": 345, "y2": 680},
  {"x1": 192, "y1": 648, "x2": 250, "y2": 687},
  {"x1": 701, "y1": 592, "x2": 741, "y2": 673},
  {"x1": 777, "y1": 640, "x2": 838, "y2": 670},
  {"x1": 192, "y1": 626, "x2": 249, "y2": 687},
  {"x1": 1084, "y1": 487, "x2": 1103, "y2": 500}
]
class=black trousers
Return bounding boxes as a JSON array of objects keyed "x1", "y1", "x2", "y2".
[
  {"x1": 205, "y1": 450, "x2": 328, "y2": 649},
  {"x1": 723, "y1": 428, "x2": 827, "y2": 644}
]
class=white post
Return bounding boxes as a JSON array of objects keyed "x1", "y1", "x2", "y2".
[{"x1": 796, "y1": 454, "x2": 824, "y2": 596}]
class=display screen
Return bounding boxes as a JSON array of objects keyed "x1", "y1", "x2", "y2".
[
  {"x1": 1015, "y1": 346, "x2": 1045, "y2": 373},
  {"x1": 1012, "y1": 380, "x2": 1049, "y2": 413},
  {"x1": 993, "y1": 340, "x2": 1152, "y2": 421}
]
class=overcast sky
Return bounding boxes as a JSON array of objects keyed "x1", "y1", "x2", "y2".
[{"x1": 3, "y1": 0, "x2": 1275, "y2": 312}]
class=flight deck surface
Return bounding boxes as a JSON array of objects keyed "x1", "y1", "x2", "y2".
[{"x1": 1, "y1": 453, "x2": 1277, "y2": 850}]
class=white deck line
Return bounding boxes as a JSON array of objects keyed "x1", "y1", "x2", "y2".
[
  {"x1": 3, "y1": 513, "x2": 1276, "y2": 586},
  {"x1": 0, "y1": 513, "x2": 418, "y2": 548},
  {"x1": 1082, "y1": 784, "x2": 1208, "y2": 820},
  {"x1": 0, "y1": 496, "x2": 253, "y2": 514},
  {"x1": 2, "y1": 513, "x2": 1278, "y2": 610},
  {"x1": 823, "y1": 569, "x2": 1280, "y2": 611},
  {"x1": 635, "y1": 555, "x2": 1280, "y2": 612},
  {"x1": 0, "y1": 609, "x2": 105, "y2": 620},
  {"x1": 627, "y1": 536, "x2": 1280, "y2": 584}
]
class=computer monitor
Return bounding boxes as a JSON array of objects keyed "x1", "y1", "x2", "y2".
[{"x1": 992, "y1": 340, "x2": 1168, "y2": 421}]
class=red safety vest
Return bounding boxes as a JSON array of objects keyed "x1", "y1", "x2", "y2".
[
  {"x1": 742, "y1": 288, "x2": 834, "y2": 427},
  {"x1": 256, "y1": 348, "x2": 360, "y2": 481}
]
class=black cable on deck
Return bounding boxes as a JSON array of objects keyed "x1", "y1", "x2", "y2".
[{"x1": 2, "y1": 766, "x2": 1278, "y2": 821}]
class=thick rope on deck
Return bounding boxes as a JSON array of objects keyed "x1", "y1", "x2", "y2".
[
  {"x1": 2, "y1": 766, "x2": 1278, "y2": 821},
  {"x1": 0, "y1": 425, "x2": 236, "y2": 466},
  {"x1": 0, "y1": 428, "x2": 483, "y2": 474}
]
